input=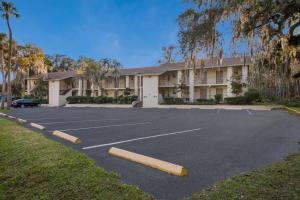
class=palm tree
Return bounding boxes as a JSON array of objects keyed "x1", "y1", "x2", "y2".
[
  {"x1": 0, "y1": 1, "x2": 19, "y2": 109},
  {"x1": 0, "y1": 32, "x2": 7, "y2": 109},
  {"x1": 109, "y1": 59, "x2": 122, "y2": 98}
]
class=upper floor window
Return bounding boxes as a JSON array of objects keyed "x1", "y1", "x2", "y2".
[
  {"x1": 216, "y1": 70, "x2": 223, "y2": 84},
  {"x1": 200, "y1": 71, "x2": 207, "y2": 84}
]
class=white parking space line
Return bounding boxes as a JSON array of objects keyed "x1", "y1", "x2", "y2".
[
  {"x1": 25, "y1": 116, "x2": 97, "y2": 121},
  {"x1": 50, "y1": 122, "x2": 151, "y2": 132},
  {"x1": 246, "y1": 109, "x2": 252, "y2": 115},
  {"x1": 39, "y1": 119, "x2": 120, "y2": 125},
  {"x1": 82, "y1": 128, "x2": 202, "y2": 150}
]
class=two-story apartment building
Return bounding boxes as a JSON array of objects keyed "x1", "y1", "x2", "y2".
[{"x1": 29, "y1": 56, "x2": 252, "y2": 107}]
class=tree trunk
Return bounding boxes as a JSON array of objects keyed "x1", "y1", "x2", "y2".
[
  {"x1": 0, "y1": 46, "x2": 6, "y2": 110},
  {"x1": 6, "y1": 15, "x2": 12, "y2": 110}
]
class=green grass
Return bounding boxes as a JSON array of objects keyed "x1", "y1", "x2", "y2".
[
  {"x1": 187, "y1": 153, "x2": 300, "y2": 200},
  {"x1": 0, "y1": 118, "x2": 153, "y2": 200},
  {"x1": 0, "y1": 108, "x2": 11, "y2": 113}
]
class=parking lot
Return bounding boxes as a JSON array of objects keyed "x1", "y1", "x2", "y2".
[{"x1": 8, "y1": 107, "x2": 300, "y2": 200}]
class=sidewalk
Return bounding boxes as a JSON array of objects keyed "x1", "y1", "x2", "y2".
[
  {"x1": 65, "y1": 104, "x2": 132, "y2": 108},
  {"x1": 155, "y1": 104, "x2": 284, "y2": 111},
  {"x1": 64, "y1": 103, "x2": 284, "y2": 111}
]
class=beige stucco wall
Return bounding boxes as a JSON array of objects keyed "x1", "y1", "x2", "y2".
[
  {"x1": 143, "y1": 75, "x2": 159, "y2": 107},
  {"x1": 194, "y1": 68, "x2": 227, "y2": 85},
  {"x1": 49, "y1": 81, "x2": 60, "y2": 106},
  {"x1": 159, "y1": 71, "x2": 177, "y2": 87}
]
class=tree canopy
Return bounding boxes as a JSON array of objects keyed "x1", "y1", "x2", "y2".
[{"x1": 178, "y1": 0, "x2": 300, "y2": 100}]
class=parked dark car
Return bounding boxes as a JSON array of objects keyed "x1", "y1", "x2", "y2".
[{"x1": 12, "y1": 99, "x2": 40, "y2": 108}]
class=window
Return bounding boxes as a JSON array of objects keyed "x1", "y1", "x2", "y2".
[
  {"x1": 200, "y1": 88, "x2": 207, "y2": 99},
  {"x1": 216, "y1": 70, "x2": 223, "y2": 84},
  {"x1": 216, "y1": 88, "x2": 223, "y2": 95},
  {"x1": 200, "y1": 71, "x2": 207, "y2": 84}
]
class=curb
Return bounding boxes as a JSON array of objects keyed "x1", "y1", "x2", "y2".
[
  {"x1": 108, "y1": 147, "x2": 188, "y2": 176},
  {"x1": 7, "y1": 115, "x2": 16, "y2": 120},
  {"x1": 17, "y1": 118, "x2": 27, "y2": 123},
  {"x1": 30, "y1": 123, "x2": 46, "y2": 130},
  {"x1": 285, "y1": 107, "x2": 300, "y2": 114},
  {"x1": 53, "y1": 130, "x2": 81, "y2": 144}
]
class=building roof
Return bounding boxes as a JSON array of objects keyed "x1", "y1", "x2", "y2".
[
  {"x1": 43, "y1": 56, "x2": 252, "y2": 80},
  {"x1": 44, "y1": 70, "x2": 77, "y2": 81}
]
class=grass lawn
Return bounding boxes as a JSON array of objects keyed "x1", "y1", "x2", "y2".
[
  {"x1": 0, "y1": 108, "x2": 11, "y2": 113},
  {"x1": 188, "y1": 154, "x2": 300, "y2": 199},
  {"x1": 0, "y1": 118, "x2": 153, "y2": 200}
]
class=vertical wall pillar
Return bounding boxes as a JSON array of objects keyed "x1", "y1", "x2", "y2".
[
  {"x1": 134, "y1": 75, "x2": 138, "y2": 96},
  {"x1": 125, "y1": 76, "x2": 130, "y2": 88},
  {"x1": 27, "y1": 80, "x2": 31, "y2": 95},
  {"x1": 83, "y1": 79, "x2": 87, "y2": 96},
  {"x1": 139, "y1": 75, "x2": 143, "y2": 101},
  {"x1": 177, "y1": 70, "x2": 182, "y2": 98},
  {"x1": 78, "y1": 78, "x2": 83, "y2": 96},
  {"x1": 227, "y1": 67, "x2": 233, "y2": 97},
  {"x1": 91, "y1": 82, "x2": 94, "y2": 97},
  {"x1": 242, "y1": 65, "x2": 248, "y2": 84},
  {"x1": 189, "y1": 70, "x2": 195, "y2": 102}
]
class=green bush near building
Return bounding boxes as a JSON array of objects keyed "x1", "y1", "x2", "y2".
[{"x1": 66, "y1": 95, "x2": 138, "y2": 104}]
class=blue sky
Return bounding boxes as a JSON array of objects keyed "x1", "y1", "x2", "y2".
[
  {"x1": 0, "y1": 0, "x2": 244, "y2": 70},
  {"x1": 0, "y1": 0, "x2": 192, "y2": 68}
]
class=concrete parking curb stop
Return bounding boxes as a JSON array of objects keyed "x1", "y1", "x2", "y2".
[
  {"x1": 53, "y1": 130, "x2": 82, "y2": 144},
  {"x1": 30, "y1": 123, "x2": 46, "y2": 130},
  {"x1": 17, "y1": 118, "x2": 27, "y2": 123},
  {"x1": 108, "y1": 147, "x2": 188, "y2": 176},
  {"x1": 7, "y1": 115, "x2": 16, "y2": 120}
]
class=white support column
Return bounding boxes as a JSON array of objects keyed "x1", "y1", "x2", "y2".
[
  {"x1": 189, "y1": 69, "x2": 195, "y2": 102},
  {"x1": 78, "y1": 78, "x2": 83, "y2": 96},
  {"x1": 139, "y1": 75, "x2": 143, "y2": 101},
  {"x1": 125, "y1": 76, "x2": 130, "y2": 88},
  {"x1": 177, "y1": 70, "x2": 182, "y2": 98},
  {"x1": 27, "y1": 80, "x2": 31, "y2": 95},
  {"x1": 242, "y1": 65, "x2": 248, "y2": 84},
  {"x1": 226, "y1": 67, "x2": 233, "y2": 97},
  {"x1": 83, "y1": 79, "x2": 87, "y2": 96},
  {"x1": 134, "y1": 75, "x2": 138, "y2": 96},
  {"x1": 91, "y1": 82, "x2": 94, "y2": 97}
]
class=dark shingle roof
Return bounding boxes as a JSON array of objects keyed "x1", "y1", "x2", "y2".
[
  {"x1": 42, "y1": 56, "x2": 252, "y2": 80},
  {"x1": 44, "y1": 70, "x2": 77, "y2": 81}
]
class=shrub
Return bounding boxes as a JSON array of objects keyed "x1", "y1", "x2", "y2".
[
  {"x1": 244, "y1": 89, "x2": 260, "y2": 103},
  {"x1": 214, "y1": 94, "x2": 223, "y2": 104},
  {"x1": 66, "y1": 96, "x2": 94, "y2": 104},
  {"x1": 286, "y1": 101, "x2": 300, "y2": 107},
  {"x1": 174, "y1": 98, "x2": 184, "y2": 104},
  {"x1": 231, "y1": 81, "x2": 243, "y2": 96},
  {"x1": 94, "y1": 96, "x2": 105, "y2": 104},
  {"x1": 195, "y1": 98, "x2": 215, "y2": 105},
  {"x1": 225, "y1": 96, "x2": 248, "y2": 105},
  {"x1": 164, "y1": 97, "x2": 174, "y2": 104}
]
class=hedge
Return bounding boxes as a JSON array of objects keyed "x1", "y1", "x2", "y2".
[
  {"x1": 66, "y1": 95, "x2": 138, "y2": 104},
  {"x1": 163, "y1": 97, "x2": 185, "y2": 105},
  {"x1": 225, "y1": 96, "x2": 248, "y2": 105},
  {"x1": 195, "y1": 98, "x2": 215, "y2": 105}
]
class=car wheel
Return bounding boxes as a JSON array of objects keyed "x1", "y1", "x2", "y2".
[{"x1": 21, "y1": 104, "x2": 25, "y2": 108}]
